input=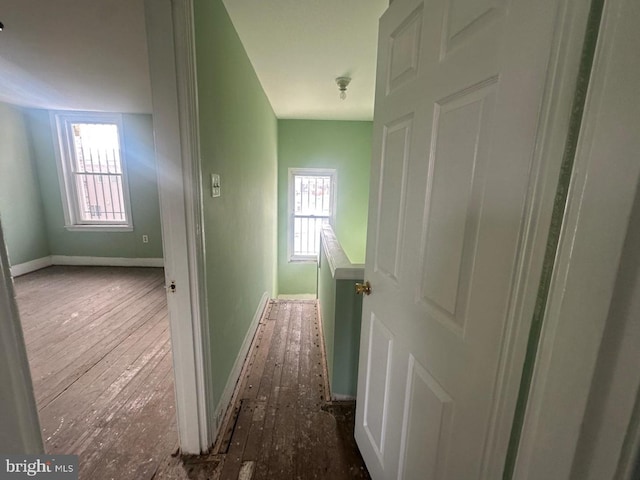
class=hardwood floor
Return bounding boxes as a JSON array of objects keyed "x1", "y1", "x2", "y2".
[
  {"x1": 156, "y1": 300, "x2": 370, "y2": 480},
  {"x1": 15, "y1": 266, "x2": 177, "y2": 480},
  {"x1": 16, "y1": 269, "x2": 368, "y2": 479}
]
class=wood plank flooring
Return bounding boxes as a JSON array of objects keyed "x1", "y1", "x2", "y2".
[
  {"x1": 156, "y1": 300, "x2": 370, "y2": 480},
  {"x1": 16, "y1": 270, "x2": 368, "y2": 480},
  {"x1": 14, "y1": 266, "x2": 177, "y2": 480}
]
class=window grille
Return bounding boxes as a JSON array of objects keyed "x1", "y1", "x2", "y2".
[
  {"x1": 289, "y1": 169, "x2": 336, "y2": 261},
  {"x1": 71, "y1": 123, "x2": 127, "y2": 222},
  {"x1": 53, "y1": 112, "x2": 133, "y2": 230}
]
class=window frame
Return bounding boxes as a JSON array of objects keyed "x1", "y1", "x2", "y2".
[
  {"x1": 52, "y1": 111, "x2": 134, "y2": 232},
  {"x1": 287, "y1": 167, "x2": 337, "y2": 263}
]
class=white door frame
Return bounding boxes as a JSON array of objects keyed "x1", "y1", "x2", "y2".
[
  {"x1": 0, "y1": 219, "x2": 44, "y2": 453},
  {"x1": 0, "y1": 1, "x2": 211, "y2": 455},
  {"x1": 144, "y1": 0, "x2": 212, "y2": 454},
  {"x1": 513, "y1": 0, "x2": 640, "y2": 477}
]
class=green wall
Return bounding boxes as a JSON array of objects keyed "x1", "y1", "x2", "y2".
[
  {"x1": 194, "y1": 0, "x2": 278, "y2": 407},
  {"x1": 319, "y1": 252, "x2": 337, "y2": 382},
  {"x1": 333, "y1": 279, "x2": 363, "y2": 397},
  {"x1": 318, "y1": 245, "x2": 363, "y2": 398},
  {"x1": 277, "y1": 120, "x2": 372, "y2": 294},
  {"x1": 25, "y1": 110, "x2": 163, "y2": 258},
  {"x1": 0, "y1": 103, "x2": 50, "y2": 266}
]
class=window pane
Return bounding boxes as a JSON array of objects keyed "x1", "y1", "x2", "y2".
[
  {"x1": 294, "y1": 175, "x2": 331, "y2": 215},
  {"x1": 75, "y1": 174, "x2": 126, "y2": 222},
  {"x1": 69, "y1": 122, "x2": 127, "y2": 223},
  {"x1": 292, "y1": 216, "x2": 331, "y2": 257},
  {"x1": 71, "y1": 123, "x2": 121, "y2": 174},
  {"x1": 291, "y1": 173, "x2": 333, "y2": 257}
]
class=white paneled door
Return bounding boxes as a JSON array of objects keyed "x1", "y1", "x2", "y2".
[{"x1": 355, "y1": 0, "x2": 575, "y2": 478}]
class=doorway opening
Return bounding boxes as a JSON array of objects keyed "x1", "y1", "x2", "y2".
[{"x1": 13, "y1": 265, "x2": 177, "y2": 478}]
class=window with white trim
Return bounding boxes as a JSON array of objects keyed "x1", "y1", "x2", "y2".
[
  {"x1": 288, "y1": 168, "x2": 336, "y2": 261},
  {"x1": 53, "y1": 112, "x2": 133, "y2": 231}
]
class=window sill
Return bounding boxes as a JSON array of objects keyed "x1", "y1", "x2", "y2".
[
  {"x1": 64, "y1": 224, "x2": 134, "y2": 233},
  {"x1": 289, "y1": 257, "x2": 318, "y2": 264}
]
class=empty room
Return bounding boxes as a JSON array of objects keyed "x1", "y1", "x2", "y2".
[{"x1": 1, "y1": 0, "x2": 639, "y2": 479}]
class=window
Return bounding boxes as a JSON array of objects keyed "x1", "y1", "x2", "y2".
[
  {"x1": 288, "y1": 168, "x2": 336, "y2": 261},
  {"x1": 53, "y1": 112, "x2": 133, "y2": 230}
]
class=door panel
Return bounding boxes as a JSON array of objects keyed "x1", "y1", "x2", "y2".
[
  {"x1": 375, "y1": 117, "x2": 413, "y2": 281},
  {"x1": 442, "y1": 0, "x2": 506, "y2": 57},
  {"x1": 387, "y1": 4, "x2": 423, "y2": 94},
  {"x1": 397, "y1": 355, "x2": 453, "y2": 480},
  {"x1": 421, "y1": 82, "x2": 496, "y2": 329},
  {"x1": 362, "y1": 314, "x2": 394, "y2": 462},
  {"x1": 356, "y1": 0, "x2": 568, "y2": 478}
]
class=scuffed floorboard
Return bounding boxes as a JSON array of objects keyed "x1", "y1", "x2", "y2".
[
  {"x1": 159, "y1": 300, "x2": 370, "y2": 480},
  {"x1": 15, "y1": 266, "x2": 177, "y2": 480},
  {"x1": 17, "y1": 270, "x2": 368, "y2": 480}
]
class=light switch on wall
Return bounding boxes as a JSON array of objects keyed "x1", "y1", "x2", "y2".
[{"x1": 211, "y1": 173, "x2": 221, "y2": 197}]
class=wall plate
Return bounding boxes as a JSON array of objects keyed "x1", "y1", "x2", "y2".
[{"x1": 211, "y1": 173, "x2": 221, "y2": 197}]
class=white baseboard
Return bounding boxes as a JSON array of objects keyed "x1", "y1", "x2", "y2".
[
  {"x1": 332, "y1": 393, "x2": 356, "y2": 402},
  {"x1": 277, "y1": 293, "x2": 316, "y2": 300},
  {"x1": 50, "y1": 256, "x2": 164, "y2": 268},
  {"x1": 212, "y1": 292, "x2": 270, "y2": 439},
  {"x1": 10, "y1": 256, "x2": 53, "y2": 277},
  {"x1": 10, "y1": 256, "x2": 164, "y2": 277}
]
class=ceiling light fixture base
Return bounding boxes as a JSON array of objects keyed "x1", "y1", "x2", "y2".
[{"x1": 336, "y1": 76, "x2": 351, "y2": 100}]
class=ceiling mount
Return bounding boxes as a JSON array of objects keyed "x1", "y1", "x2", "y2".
[{"x1": 336, "y1": 76, "x2": 351, "y2": 100}]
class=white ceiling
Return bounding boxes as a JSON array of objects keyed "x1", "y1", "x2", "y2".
[
  {"x1": 0, "y1": 0, "x2": 386, "y2": 119},
  {"x1": 0, "y1": 0, "x2": 152, "y2": 113},
  {"x1": 222, "y1": 0, "x2": 387, "y2": 120}
]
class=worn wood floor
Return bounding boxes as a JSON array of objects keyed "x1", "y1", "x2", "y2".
[
  {"x1": 156, "y1": 300, "x2": 370, "y2": 480},
  {"x1": 16, "y1": 269, "x2": 367, "y2": 480},
  {"x1": 15, "y1": 266, "x2": 177, "y2": 480}
]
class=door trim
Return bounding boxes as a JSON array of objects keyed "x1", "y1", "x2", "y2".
[
  {"x1": 171, "y1": 0, "x2": 213, "y2": 451},
  {"x1": 512, "y1": 0, "x2": 640, "y2": 477},
  {"x1": 0, "y1": 220, "x2": 44, "y2": 453},
  {"x1": 144, "y1": 0, "x2": 211, "y2": 454},
  {"x1": 470, "y1": 0, "x2": 593, "y2": 476}
]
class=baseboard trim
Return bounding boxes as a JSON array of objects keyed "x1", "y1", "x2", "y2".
[
  {"x1": 50, "y1": 256, "x2": 164, "y2": 268},
  {"x1": 332, "y1": 393, "x2": 356, "y2": 401},
  {"x1": 316, "y1": 300, "x2": 333, "y2": 404},
  {"x1": 10, "y1": 256, "x2": 164, "y2": 277},
  {"x1": 212, "y1": 291, "x2": 270, "y2": 443},
  {"x1": 10, "y1": 256, "x2": 53, "y2": 277}
]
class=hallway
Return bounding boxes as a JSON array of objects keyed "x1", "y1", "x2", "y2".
[{"x1": 157, "y1": 300, "x2": 369, "y2": 479}]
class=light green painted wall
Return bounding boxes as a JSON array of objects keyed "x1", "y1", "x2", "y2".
[
  {"x1": 333, "y1": 279, "x2": 363, "y2": 397},
  {"x1": 25, "y1": 110, "x2": 163, "y2": 258},
  {"x1": 318, "y1": 245, "x2": 363, "y2": 398},
  {"x1": 194, "y1": 0, "x2": 278, "y2": 407},
  {"x1": 318, "y1": 250, "x2": 337, "y2": 382},
  {"x1": 278, "y1": 120, "x2": 372, "y2": 294},
  {"x1": 0, "y1": 103, "x2": 50, "y2": 266}
]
